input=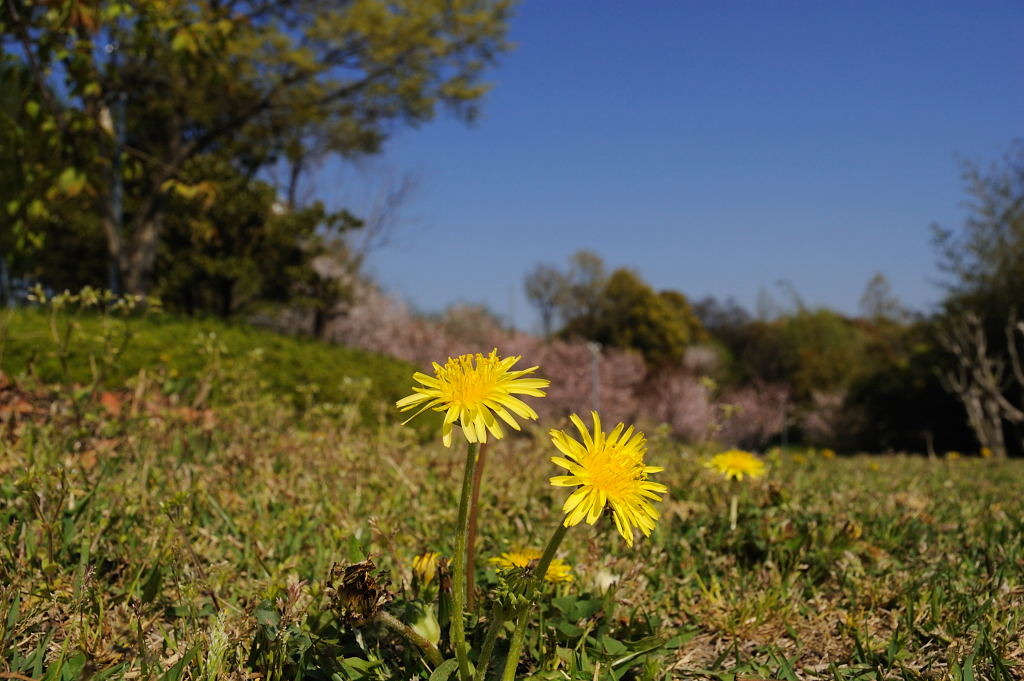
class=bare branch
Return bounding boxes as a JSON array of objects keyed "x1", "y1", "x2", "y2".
[{"x1": 1007, "y1": 313, "x2": 1024, "y2": 388}]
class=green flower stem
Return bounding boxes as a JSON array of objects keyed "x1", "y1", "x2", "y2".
[
  {"x1": 473, "y1": 607, "x2": 509, "y2": 681},
  {"x1": 500, "y1": 607, "x2": 530, "y2": 681},
  {"x1": 376, "y1": 610, "x2": 445, "y2": 668},
  {"x1": 451, "y1": 441, "x2": 479, "y2": 681},
  {"x1": 533, "y1": 522, "x2": 570, "y2": 582},
  {"x1": 466, "y1": 441, "x2": 489, "y2": 610},
  {"x1": 729, "y1": 491, "x2": 738, "y2": 531},
  {"x1": 500, "y1": 521, "x2": 570, "y2": 681}
]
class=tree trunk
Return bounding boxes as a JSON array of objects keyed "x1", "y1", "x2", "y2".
[
  {"x1": 123, "y1": 214, "x2": 164, "y2": 295},
  {"x1": 313, "y1": 307, "x2": 327, "y2": 338},
  {"x1": 218, "y1": 277, "x2": 234, "y2": 318},
  {"x1": 961, "y1": 386, "x2": 1008, "y2": 459},
  {"x1": 541, "y1": 309, "x2": 552, "y2": 339},
  {"x1": 183, "y1": 281, "x2": 195, "y2": 316},
  {"x1": 0, "y1": 253, "x2": 9, "y2": 307},
  {"x1": 100, "y1": 211, "x2": 124, "y2": 295}
]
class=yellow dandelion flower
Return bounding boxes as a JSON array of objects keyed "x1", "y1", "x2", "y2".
[
  {"x1": 705, "y1": 449, "x2": 767, "y2": 481},
  {"x1": 489, "y1": 549, "x2": 574, "y2": 583},
  {"x1": 396, "y1": 349, "x2": 549, "y2": 447},
  {"x1": 411, "y1": 552, "x2": 440, "y2": 585},
  {"x1": 946, "y1": 451, "x2": 961, "y2": 460},
  {"x1": 549, "y1": 412, "x2": 667, "y2": 547},
  {"x1": 980, "y1": 447, "x2": 992, "y2": 459},
  {"x1": 820, "y1": 448, "x2": 837, "y2": 460}
]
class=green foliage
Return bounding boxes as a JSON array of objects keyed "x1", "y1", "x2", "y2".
[
  {"x1": 1, "y1": 306, "x2": 417, "y2": 414},
  {"x1": 560, "y1": 268, "x2": 697, "y2": 366},
  {"x1": 3, "y1": 0, "x2": 514, "y2": 294},
  {"x1": 780, "y1": 309, "x2": 869, "y2": 398},
  {"x1": 155, "y1": 154, "x2": 361, "y2": 318},
  {"x1": 0, "y1": 56, "x2": 87, "y2": 270},
  {"x1": 658, "y1": 289, "x2": 709, "y2": 345},
  {"x1": 845, "y1": 323, "x2": 975, "y2": 453},
  {"x1": 717, "y1": 309, "x2": 870, "y2": 399}
]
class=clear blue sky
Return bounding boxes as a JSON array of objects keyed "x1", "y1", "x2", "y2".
[{"x1": 318, "y1": 0, "x2": 1024, "y2": 333}]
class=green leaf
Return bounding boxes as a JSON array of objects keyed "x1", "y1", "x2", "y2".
[
  {"x1": 600, "y1": 634, "x2": 627, "y2": 656},
  {"x1": 56, "y1": 167, "x2": 86, "y2": 197},
  {"x1": 254, "y1": 602, "x2": 280, "y2": 628},
  {"x1": 171, "y1": 30, "x2": 198, "y2": 54},
  {"x1": 61, "y1": 653, "x2": 87, "y2": 681},
  {"x1": 158, "y1": 646, "x2": 198, "y2": 681},
  {"x1": 551, "y1": 595, "x2": 577, "y2": 615},
  {"x1": 141, "y1": 565, "x2": 163, "y2": 603},
  {"x1": 6, "y1": 592, "x2": 20, "y2": 632},
  {"x1": 428, "y1": 658, "x2": 459, "y2": 681},
  {"x1": 556, "y1": 620, "x2": 584, "y2": 638},
  {"x1": 573, "y1": 598, "x2": 603, "y2": 620}
]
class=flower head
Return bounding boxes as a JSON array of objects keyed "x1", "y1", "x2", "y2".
[
  {"x1": 705, "y1": 449, "x2": 766, "y2": 481},
  {"x1": 489, "y1": 549, "x2": 574, "y2": 583},
  {"x1": 549, "y1": 412, "x2": 666, "y2": 547},
  {"x1": 396, "y1": 349, "x2": 549, "y2": 447},
  {"x1": 411, "y1": 552, "x2": 440, "y2": 585}
]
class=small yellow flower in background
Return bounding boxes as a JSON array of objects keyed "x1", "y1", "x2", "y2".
[
  {"x1": 490, "y1": 549, "x2": 574, "y2": 583},
  {"x1": 396, "y1": 349, "x2": 550, "y2": 447},
  {"x1": 980, "y1": 447, "x2": 992, "y2": 459},
  {"x1": 946, "y1": 451, "x2": 961, "y2": 460},
  {"x1": 549, "y1": 412, "x2": 667, "y2": 547},
  {"x1": 412, "y1": 552, "x2": 440, "y2": 585},
  {"x1": 705, "y1": 449, "x2": 767, "y2": 481},
  {"x1": 791, "y1": 453, "x2": 807, "y2": 465},
  {"x1": 820, "y1": 448, "x2": 837, "y2": 460}
]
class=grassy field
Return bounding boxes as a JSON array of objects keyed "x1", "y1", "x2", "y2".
[{"x1": 1, "y1": 309, "x2": 1021, "y2": 680}]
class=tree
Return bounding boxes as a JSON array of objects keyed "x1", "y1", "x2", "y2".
[
  {"x1": 859, "y1": 272, "x2": 908, "y2": 323},
  {"x1": 4, "y1": 0, "x2": 514, "y2": 294},
  {"x1": 562, "y1": 250, "x2": 608, "y2": 322},
  {"x1": 523, "y1": 250, "x2": 607, "y2": 339},
  {"x1": 781, "y1": 309, "x2": 869, "y2": 400},
  {"x1": 658, "y1": 289, "x2": 708, "y2": 344},
  {"x1": 0, "y1": 55, "x2": 93, "y2": 295},
  {"x1": 845, "y1": 331, "x2": 974, "y2": 455},
  {"x1": 565, "y1": 268, "x2": 689, "y2": 366},
  {"x1": 936, "y1": 312, "x2": 1024, "y2": 458},
  {"x1": 524, "y1": 263, "x2": 565, "y2": 338},
  {"x1": 153, "y1": 153, "x2": 352, "y2": 318},
  {"x1": 933, "y1": 140, "x2": 1024, "y2": 319},
  {"x1": 932, "y1": 141, "x2": 1024, "y2": 456}
]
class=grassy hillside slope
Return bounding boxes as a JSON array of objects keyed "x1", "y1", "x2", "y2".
[{"x1": 0, "y1": 307, "x2": 418, "y2": 413}]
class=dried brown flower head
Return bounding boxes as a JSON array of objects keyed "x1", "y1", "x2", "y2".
[{"x1": 325, "y1": 558, "x2": 394, "y2": 625}]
